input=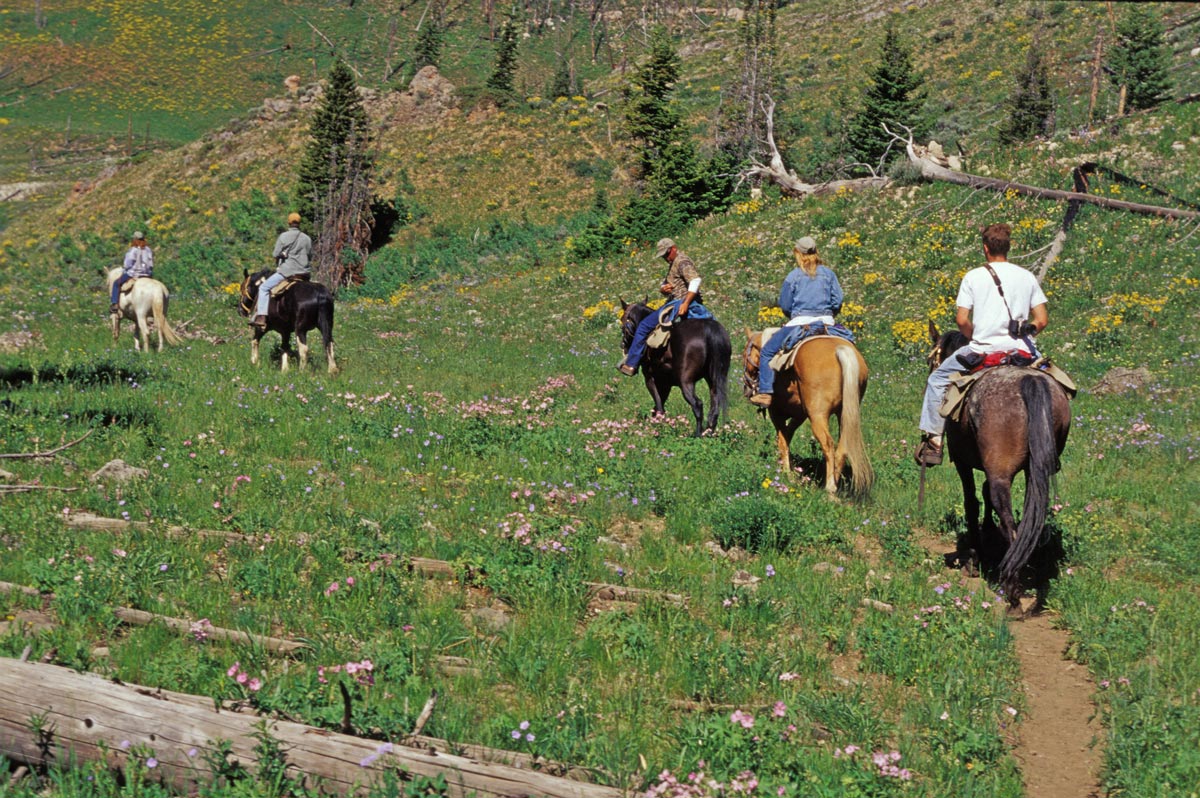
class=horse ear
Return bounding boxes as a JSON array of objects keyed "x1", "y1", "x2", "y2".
[
  {"x1": 620, "y1": 298, "x2": 628, "y2": 310},
  {"x1": 744, "y1": 326, "x2": 754, "y2": 341},
  {"x1": 928, "y1": 319, "x2": 939, "y2": 344},
  {"x1": 243, "y1": 268, "x2": 250, "y2": 278}
]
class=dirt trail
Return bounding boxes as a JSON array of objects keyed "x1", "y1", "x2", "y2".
[
  {"x1": 1009, "y1": 612, "x2": 1103, "y2": 798},
  {"x1": 921, "y1": 535, "x2": 1102, "y2": 795}
]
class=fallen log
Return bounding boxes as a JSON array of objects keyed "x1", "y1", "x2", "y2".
[
  {"x1": 0, "y1": 658, "x2": 621, "y2": 798},
  {"x1": 584, "y1": 582, "x2": 689, "y2": 608},
  {"x1": 0, "y1": 429, "x2": 94, "y2": 460},
  {"x1": 63, "y1": 511, "x2": 254, "y2": 545}
]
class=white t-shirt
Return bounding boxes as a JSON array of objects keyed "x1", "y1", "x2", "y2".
[{"x1": 956, "y1": 261, "x2": 1047, "y2": 353}]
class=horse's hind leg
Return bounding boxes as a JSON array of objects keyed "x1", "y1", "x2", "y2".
[
  {"x1": 987, "y1": 476, "x2": 1022, "y2": 606},
  {"x1": 325, "y1": 339, "x2": 338, "y2": 374},
  {"x1": 135, "y1": 311, "x2": 150, "y2": 352},
  {"x1": 956, "y1": 463, "x2": 982, "y2": 576},
  {"x1": 679, "y1": 381, "x2": 705, "y2": 437}
]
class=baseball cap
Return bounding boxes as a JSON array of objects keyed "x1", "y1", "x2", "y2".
[
  {"x1": 795, "y1": 236, "x2": 817, "y2": 254},
  {"x1": 655, "y1": 238, "x2": 676, "y2": 258}
]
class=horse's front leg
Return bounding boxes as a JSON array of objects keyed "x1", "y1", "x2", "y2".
[
  {"x1": 956, "y1": 461, "x2": 981, "y2": 576},
  {"x1": 251, "y1": 332, "x2": 263, "y2": 366},
  {"x1": 678, "y1": 380, "x2": 705, "y2": 437},
  {"x1": 643, "y1": 374, "x2": 668, "y2": 416},
  {"x1": 111, "y1": 310, "x2": 121, "y2": 342},
  {"x1": 768, "y1": 409, "x2": 800, "y2": 474}
]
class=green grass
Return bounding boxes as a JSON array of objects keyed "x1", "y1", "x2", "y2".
[{"x1": 2, "y1": 2, "x2": 1200, "y2": 796}]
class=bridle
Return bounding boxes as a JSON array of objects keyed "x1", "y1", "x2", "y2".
[
  {"x1": 926, "y1": 341, "x2": 943, "y2": 370},
  {"x1": 238, "y1": 275, "x2": 262, "y2": 316},
  {"x1": 619, "y1": 306, "x2": 641, "y2": 354},
  {"x1": 740, "y1": 339, "x2": 760, "y2": 398}
]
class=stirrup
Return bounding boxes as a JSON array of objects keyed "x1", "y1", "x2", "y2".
[
  {"x1": 748, "y1": 393, "x2": 772, "y2": 408},
  {"x1": 914, "y1": 436, "x2": 943, "y2": 466}
]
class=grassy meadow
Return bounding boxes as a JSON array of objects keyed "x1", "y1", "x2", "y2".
[{"x1": 2, "y1": 2, "x2": 1200, "y2": 796}]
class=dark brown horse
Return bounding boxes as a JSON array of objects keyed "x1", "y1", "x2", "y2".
[
  {"x1": 619, "y1": 301, "x2": 731, "y2": 436},
  {"x1": 928, "y1": 324, "x2": 1071, "y2": 610},
  {"x1": 742, "y1": 331, "x2": 872, "y2": 495},
  {"x1": 239, "y1": 269, "x2": 338, "y2": 374}
]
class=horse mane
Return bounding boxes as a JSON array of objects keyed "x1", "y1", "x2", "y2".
[{"x1": 938, "y1": 329, "x2": 969, "y2": 358}]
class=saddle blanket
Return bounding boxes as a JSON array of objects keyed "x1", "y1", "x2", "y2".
[
  {"x1": 269, "y1": 274, "x2": 310, "y2": 297},
  {"x1": 940, "y1": 357, "x2": 1078, "y2": 421},
  {"x1": 646, "y1": 302, "x2": 714, "y2": 349}
]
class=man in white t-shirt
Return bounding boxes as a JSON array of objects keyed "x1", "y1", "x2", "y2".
[{"x1": 915, "y1": 223, "x2": 1048, "y2": 466}]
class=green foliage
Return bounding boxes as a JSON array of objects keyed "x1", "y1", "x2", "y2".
[
  {"x1": 711, "y1": 493, "x2": 841, "y2": 552},
  {"x1": 1108, "y1": 6, "x2": 1172, "y2": 112},
  {"x1": 486, "y1": 19, "x2": 520, "y2": 104},
  {"x1": 998, "y1": 45, "x2": 1055, "y2": 144},
  {"x1": 623, "y1": 26, "x2": 682, "y2": 179},
  {"x1": 295, "y1": 59, "x2": 373, "y2": 233},
  {"x1": 848, "y1": 24, "x2": 927, "y2": 170},
  {"x1": 546, "y1": 59, "x2": 579, "y2": 101},
  {"x1": 412, "y1": 21, "x2": 444, "y2": 70}
]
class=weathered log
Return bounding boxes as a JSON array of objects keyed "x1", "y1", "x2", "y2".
[
  {"x1": 112, "y1": 607, "x2": 308, "y2": 655},
  {"x1": 902, "y1": 139, "x2": 1200, "y2": 221},
  {"x1": 583, "y1": 582, "x2": 689, "y2": 608},
  {"x1": 0, "y1": 658, "x2": 621, "y2": 798},
  {"x1": 63, "y1": 511, "x2": 254, "y2": 544},
  {"x1": 0, "y1": 429, "x2": 93, "y2": 460}
]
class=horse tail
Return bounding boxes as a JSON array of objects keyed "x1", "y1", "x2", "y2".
[
  {"x1": 835, "y1": 345, "x2": 874, "y2": 495},
  {"x1": 153, "y1": 290, "x2": 182, "y2": 346},
  {"x1": 1000, "y1": 375, "x2": 1056, "y2": 590},
  {"x1": 706, "y1": 322, "x2": 731, "y2": 422}
]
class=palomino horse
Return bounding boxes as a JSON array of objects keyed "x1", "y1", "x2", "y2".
[
  {"x1": 742, "y1": 331, "x2": 872, "y2": 495},
  {"x1": 239, "y1": 269, "x2": 338, "y2": 374},
  {"x1": 105, "y1": 267, "x2": 181, "y2": 352},
  {"x1": 619, "y1": 300, "x2": 731, "y2": 436},
  {"x1": 928, "y1": 324, "x2": 1071, "y2": 611}
]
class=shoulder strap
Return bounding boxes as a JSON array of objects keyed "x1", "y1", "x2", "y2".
[{"x1": 982, "y1": 263, "x2": 1015, "y2": 322}]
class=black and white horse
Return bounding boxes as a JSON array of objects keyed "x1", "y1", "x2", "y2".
[{"x1": 239, "y1": 269, "x2": 338, "y2": 374}]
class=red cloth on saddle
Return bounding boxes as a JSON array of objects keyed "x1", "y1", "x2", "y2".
[{"x1": 970, "y1": 350, "x2": 1034, "y2": 373}]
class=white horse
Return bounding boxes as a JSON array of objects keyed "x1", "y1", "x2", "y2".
[{"x1": 106, "y1": 267, "x2": 182, "y2": 352}]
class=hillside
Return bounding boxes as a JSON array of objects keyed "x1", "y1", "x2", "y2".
[{"x1": 1, "y1": 3, "x2": 1199, "y2": 798}]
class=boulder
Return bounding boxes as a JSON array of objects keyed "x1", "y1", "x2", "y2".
[
  {"x1": 1092, "y1": 366, "x2": 1153, "y2": 396},
  {"x1": 408, "y1": 66, "x2": 457, "y2": 109},
  {"x1": 90, "y1": 459, "x2": 149, "y2": 484}
]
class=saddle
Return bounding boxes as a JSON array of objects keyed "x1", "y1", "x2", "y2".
[
  {"x1": 269, "y1": 274, "x2": 310, "y2": 298},
  {"x1": 119, "y1": 278, "x2": 141, "y2": 294},
  {"x1": 645, "y1": 306, "x2": 676, "y2": 350},
  {"x1": 939, "y1": 355, "x2": 1078, "y2": 422}
]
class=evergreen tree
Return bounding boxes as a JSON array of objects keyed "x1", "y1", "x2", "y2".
[
  {"x1": 623, "y1": 26, "x2": 683, "y2": 179},
  {"x1": 413, "y1": 20, "x2": 444, "y2": 70},
  {"x1": 486, "y1": 18, "x2": 520, "y2": 103},
  {"x1": 547, "y1": 58, "x2": 577, "y2": 100},
  {"x1": 294, "y1": 60, "x2": 374, "y2": 288},
  {"x1": 847, "y1": 25, "x2": 926, "y2": 170},
  {"x1": 1108, "y1": 6, "x2": 1171, "y2": 112},
  {"x1": 998, "y1": 45, "x2": 1055, "y2": 144}
]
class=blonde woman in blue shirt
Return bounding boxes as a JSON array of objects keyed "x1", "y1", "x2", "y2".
[{"x1": 749, "y1": 236, "x2": 848, "y2": 408}]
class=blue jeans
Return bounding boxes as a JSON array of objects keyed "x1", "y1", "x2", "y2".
[
  {"x1": 256, "y1": 272, "x2": 286, "y2": 317},
  {"x1": 920, "y1": 345, "x2": 975, "y2": 435},
  {"x1": 110, "y1": 273, "x2": 132, "y2": 304},
  {"x1": 757, "y1": 326, "x2": 793, "y2": 394},
  {"x1": 623, "y1": 306, "x2": 669, "y2": 370}
]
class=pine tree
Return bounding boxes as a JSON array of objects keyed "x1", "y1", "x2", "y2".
[
  {"x1": 998, "y1": 45, "x2": 1055, "y2": 144},
  {"x1": 413, "y1": 20, "x2": 444, "y2": 70},
  {"x1": 623, "y1": 26, "x2": 682, "y2": 179},
  {"x1": 1108, "y1": 6, "x2": 1171, "y2": 113},
  {"x1": 294, "y1": 60, "x2": 374, "y2": 289},
  {"x1": 847, "y1": 25, "x2": 926, "y2": 170},
  {"x1": 486, "y1": 18, "x2": 520, "y2": 103}
]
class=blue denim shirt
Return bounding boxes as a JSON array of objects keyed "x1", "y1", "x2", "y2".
[{"x1": 778, "y1": 265, "x2": 843, "y2": 318}]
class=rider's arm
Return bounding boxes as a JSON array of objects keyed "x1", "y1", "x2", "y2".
[
  {"x1": 955, "y1": 305, "x2": 973, "y2": 340},
  {"x1": 1030, "y1": 302, "x2": 1048, "y2": 333},
  {"x1": 828, "y1": 271, "x2": 844, "y2": 316},
  {"x1": 678, "y1": 278, "x2": 701, "y2": 314}
]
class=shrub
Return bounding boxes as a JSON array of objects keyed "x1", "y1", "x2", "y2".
[{"x1": 711, "y1": 493, "x2": 840, "y2": 552}]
